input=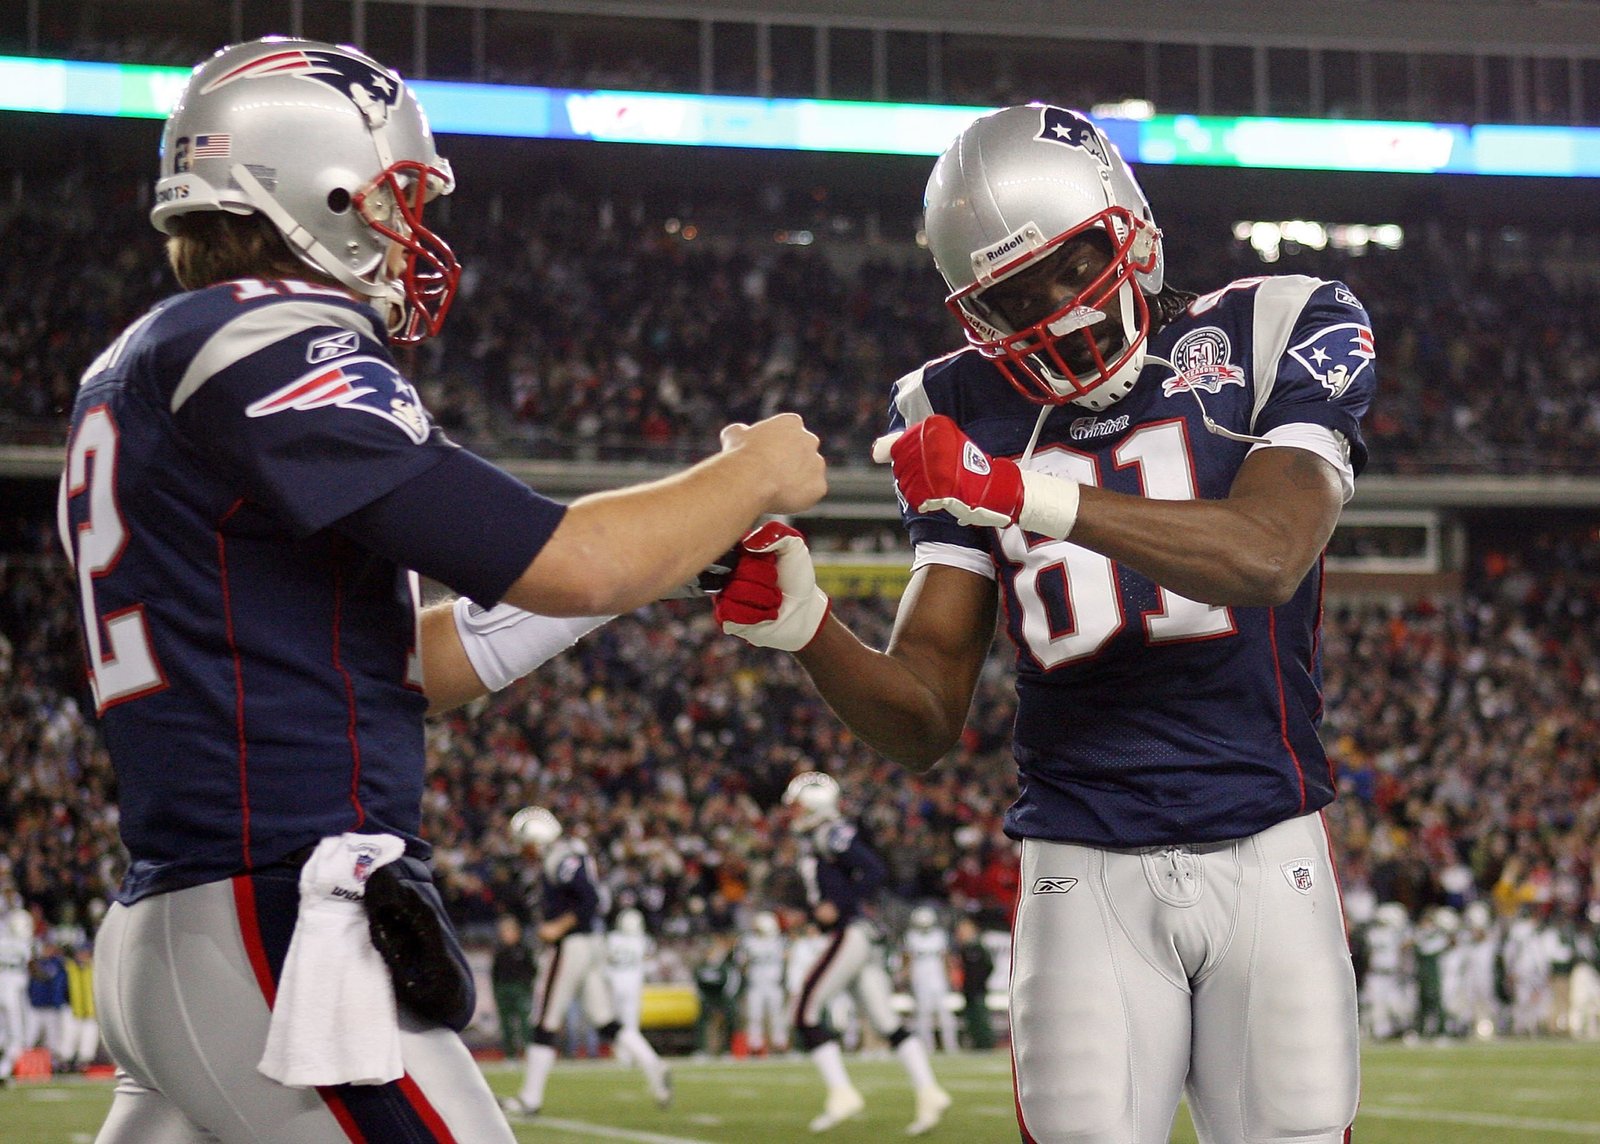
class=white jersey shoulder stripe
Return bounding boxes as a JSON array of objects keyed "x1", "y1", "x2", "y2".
[
  {"x1": 890, "y1": 362, "x2": 937, "y2": 427},
  {"x1": 1247, "y1": 275, "x2": 1327, "y2": 433},
  {"x1": 171, "y1": 300, "x2": 375, "y2": 414}
]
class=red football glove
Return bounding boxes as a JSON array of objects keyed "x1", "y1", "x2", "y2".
[
  {"x1": 880, "y1": 414, "x2": 1024, "y2": 528},
  {"x1": 713, "y1": 522, "x2": 831, "y2": 652}
]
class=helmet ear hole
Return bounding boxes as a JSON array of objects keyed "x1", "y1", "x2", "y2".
[{"x1": 326, "y1": 188, "x2": 352, "y2": 214}]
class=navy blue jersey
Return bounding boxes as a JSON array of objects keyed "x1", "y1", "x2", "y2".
[
  {"x1": 58, "y1": 279, "x2": 562, "y2": 904},
  {"x1": 888, "y1": 276, "x2": 1376, "y2": 849},
  {"x1": 799, "y1": 819, "x2": 887, "y2": 928},
  {"x1": 540, "y1": 840, "x2": 604, "y2": 933}
]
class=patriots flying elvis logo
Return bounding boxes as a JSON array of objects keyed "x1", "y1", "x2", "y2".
[
  {"x1": 1287, "y1": 323, "x2": 1375, "y2": 399},
  {"x1": 1036, "y1": 106, "x2": 1111, "y2": 168},
  {"x1": 200, "y1": 47, "x2": 403, "y2": 108},
  {"x1": 245, "y1": 355, "x2": 430, "y2": 444}
]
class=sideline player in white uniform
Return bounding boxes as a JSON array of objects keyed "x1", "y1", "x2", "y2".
[
  {"x1": 1360, "y1": 903, "x2": 1413, "y2": 1039},
  {"x1": 605, "y1": 908, "x2": 653, "y2": 1053},
  {"x1": 0, "y1": 909, "x2": 33, "y2": 1084},
  {"x1": 903, "y1": 906, "x2": 958, "y2": 1053},
  {"x1": 715, "y1": 104, "x2": 1372, "y2": 1143},
  {"x1": 782, "y1": 773, "x2": 950, "y2": 1135},
  {"x1": 1457, "y1": 902, "x2": 1503, "y2": 1037},
  {"x1": 739, "y1": 911, "x2": 790, "y2": 1056},
  {"x1": 503, "y1": 809, "x2": 672, "y2": 1117},
  {"x1": 57, "y1": 35, "x2": 823, "y2": 1144}
]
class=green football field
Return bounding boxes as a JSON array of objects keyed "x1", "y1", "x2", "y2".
[{"x1": 4, "y1": 1040, "x2": 1599, "y2": 1143}]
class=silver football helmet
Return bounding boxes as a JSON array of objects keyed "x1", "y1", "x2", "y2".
[
  {"x1": 782, "y1": 771, "x2": 841, "y2": 832},
  {"x1": 510, "y1": 806, "x2": 562, "y2": 848},
  {"x1": 924, "y1": 104, "x2": 1164, "y2": 409},
  {"x1": 151, "y1": 38, "x2": 460, "y2": 343}
]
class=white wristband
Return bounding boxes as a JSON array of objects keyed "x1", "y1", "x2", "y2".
[
  {"x1": 451, "y1": 598, "x2": 612, "y2": 693},
  {"x1": 1017, "y1": 470, "x2": 1081, "y2": 539}
]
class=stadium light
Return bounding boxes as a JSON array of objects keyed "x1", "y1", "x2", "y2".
[{"x1": 3, "y1": 53, "x2": 1600, "y2": 177}]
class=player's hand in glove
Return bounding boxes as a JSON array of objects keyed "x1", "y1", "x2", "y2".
[
  {"x1": 872, "y1": 414, "x2": 1081, "y2": 539},
  {"x1": 713, "y1": 521, "x2": 831, "y2": 652}
]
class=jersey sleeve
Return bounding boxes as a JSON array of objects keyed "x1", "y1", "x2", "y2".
[
  {"x1": 886, "y1": 363, "x2": 993, "y2": 555},
  {"x1": 168, "y1": 295, "x2": 458, "y2": 536},
  {"x1": 1250, "y1": 279, "x2": 1376, "y2": 475}
]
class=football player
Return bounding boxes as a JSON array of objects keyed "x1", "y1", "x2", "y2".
[
  {"x1": 716, "y1": 104, "x2": 1373, "y2": 1143},
  {"x1": 782, "y1": 772, "x2": 951, "y2": 1135},
  {"x1": 902, "y1": 906, "x2": 958, "y2": 1052},
  {"x1": 60, "y1": 37, "x2": 823, "y2": 1144},
  {"x1": 738, "y1": 910, "x2": 790, "y2": 1056},
  {"x1": 502, "y1": 808, "x2": 672, "y2": 1117}
]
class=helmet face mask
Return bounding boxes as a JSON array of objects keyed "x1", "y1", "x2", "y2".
[
  {"x1": 925, "y1": 104, "x2": 1164, "y2": 411},
  {"x1": 949, "y1": 208, "x2": 1158, "y2": 407},
  {"x1": 152, "y1": 37, "x2": 461, "y2": 343}
]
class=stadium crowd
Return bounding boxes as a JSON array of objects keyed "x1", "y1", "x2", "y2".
[
  {"x1": 3, "y1": 168, "x2": 1600, "y2": 1069},
  {"x1": 5, "y1": 179, "x2": 1600, "y2": 475},
  {"x1": 3, "y1": 508, "x2": 1599, "y2": 1063}
]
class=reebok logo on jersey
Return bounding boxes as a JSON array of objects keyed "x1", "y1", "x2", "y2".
[
  {"x1": 1281, "y1": 859, "x2": 1315, "y2": 895},
  {"x1": 245, "y1": 356, "x2": 430, "y2": 444},
  {"x1": 1032, "y1": 877, "x2": 1079, "y2": 894},
  {"x1": 306, "y1": 329, "x2": 361, "y2": 363},
  {"x1": 962, "y1": 441, "x2": 991, "y2": 475}
]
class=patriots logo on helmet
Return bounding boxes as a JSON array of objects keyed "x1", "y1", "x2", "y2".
[
  {"x1": 1287, "y1": 323, "x2": 1375, "y2": 398},
  {"x1": 1036, "y1": 106, "x2": 1111, "y2": 168},
  {"x1": 201, "y1": 47, "x2": 403, "y2": 109},
  {"x1": 245, "y1": 355, "x2": 431, "y2": 444}
]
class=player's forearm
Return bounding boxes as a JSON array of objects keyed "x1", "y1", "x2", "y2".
[
  {"x1": 502, "y1": 451, "x2": 783, "y2": 617},
  {"x1": 794, "y1": 619, "x2": 967, "y2": 770},
  {"x1": 1070, "y1": 450, "x2": 1342, "y2": 607},
  {"x1": 420, "y1": 601, "x2": 488, "y2": 714}
]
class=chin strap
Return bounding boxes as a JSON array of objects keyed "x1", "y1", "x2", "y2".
[
  {"x1": 1143, "y1": 351, "x2": 1272, "y2": 445},
  {"x1": 229, "y1": 163, "x2": 398, "y2": 313}
]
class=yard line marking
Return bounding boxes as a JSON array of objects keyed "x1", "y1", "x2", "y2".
[
  {"x1": 1361, "y1": 1104, "x2": 1600, "y2": 1137},
  {"x1": 529, "y1": 1117, "x2": 719, "y2": 1143}
]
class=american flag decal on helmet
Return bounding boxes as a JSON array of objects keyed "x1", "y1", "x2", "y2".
[{"x1": 200, "y1": 47, "x2": 402, "y2": 107}]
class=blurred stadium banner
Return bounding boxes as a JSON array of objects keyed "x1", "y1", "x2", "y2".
[
  {"x1": 5, "y1": 53, "x2": 1600, "y2": 177},
  {"x1": 814, "y1": 555, "x2": 914, "y2": 599}
]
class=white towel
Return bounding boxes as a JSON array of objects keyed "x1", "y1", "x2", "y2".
[{"x1": 258, "y1": 832, "x2": 407, "y2": 1087}]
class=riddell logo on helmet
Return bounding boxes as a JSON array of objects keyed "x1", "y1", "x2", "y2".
[{"x1": 961, "y1": 441, "x2": 991, "y2": 475}]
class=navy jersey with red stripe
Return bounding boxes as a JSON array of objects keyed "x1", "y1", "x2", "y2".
[
  {"x1": 56, "y1": 279, "x2": 552, "y2": 904},
  {"x1": 887, "y1": 275, "x2": 1375, "y2": 849},
  {"x1": 540, "y1": 840, "x2": 605, "y2": 933},
  {"x1": 800, "y1": 819, "x2": 887, "y2": 928}
]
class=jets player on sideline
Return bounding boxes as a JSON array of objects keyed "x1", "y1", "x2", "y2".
[
  {"x1": 0, "y1": 909, "x2": 32, "y2": 1086},
  {"x1": 605, "y1": 909, "x2": 654, "y2": 1056},
  {"x1": 502, "y1": 808, "x2": 672, "y2": 1117},
  {"x1": 903, "y1": 906, "x2": 958, "y2": 1053},
  {"x1": 715, "y1": 104, "x2": 1373, "y2": 1144},
  {"x1": 1360, "y1": 902, "x2": 1414, "y2": 1040},
  {"x1": 782, "y1": 772, "x2": 951, "y2": 1135},
  {"x1": 739, "y1": 910, "x2": 791, "y2": 1056},
  {"x1": 57, "y1": 37, "x2": 825, "y2": 1144}
]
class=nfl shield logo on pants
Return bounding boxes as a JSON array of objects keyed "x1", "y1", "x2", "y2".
[{"x1": 1281, "y1": 859, "x2": 1315, "y2": 895}]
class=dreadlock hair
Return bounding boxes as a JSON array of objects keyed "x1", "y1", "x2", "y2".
[{"x1": 1149, "y1": 285, "x2": 1199, "y2": 336}]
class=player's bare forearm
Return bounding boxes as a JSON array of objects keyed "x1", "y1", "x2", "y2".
[
  {"x1": 1068, "y1": 446, "x2": 1343, "y2": 607},
  {"x1": 420, "y1": 601, "x2": 490, "y2": 714},
  {"x1": 795, "y1": 566, "x2": 996, "y2": 770},
  {"x1": 504, "y1": 418, "x2": 827, "y2": 616}
]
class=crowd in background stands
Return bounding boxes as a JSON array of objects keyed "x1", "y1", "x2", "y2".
[
  {"x1": 3, "y1": 515, "x2": 1598, "y2": 992},
  {"x1": 5, "y1": 181, "x2": 1600, "y2": 473}
]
